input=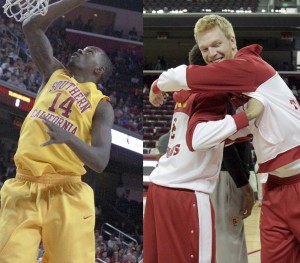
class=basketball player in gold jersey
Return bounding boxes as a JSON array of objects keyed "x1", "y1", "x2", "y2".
[{"x1": 0, "y1": 0, "x2": 114, "y2": 262}]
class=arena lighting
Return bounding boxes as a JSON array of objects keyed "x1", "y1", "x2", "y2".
[
  {"x1": 235, "y1": 10, "x2": 253, "y2": 13},
  {"x1": 8, "y1": 90, "x2": 31, "y2": 103},
  {"x1": 111, "y1": 129, "x2": 143, "y2": 154},
  {"x1": 150, "y1": 9, "x2": 188, "y2": 14},
  {"x1": 201, "y1": 9, "x2": 212, "y2": 12},
  {"x1": 0, "y1": 86, "x2": 35, "y2": 112},
  {"x1": 15, "y1": 98, "x2": 20, "y2": 107}
]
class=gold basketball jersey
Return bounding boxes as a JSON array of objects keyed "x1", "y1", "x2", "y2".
[{"x1": 14, "y1": 69, "x2": 109, "y2": 177}]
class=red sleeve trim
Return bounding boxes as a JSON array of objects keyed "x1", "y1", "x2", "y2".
[
  {"x1": 225, "y1": 135, "x2": 253, "y2": 145},
  {"x1": 143, "y1": 154, "x2": 162, "y2": 160},
  {"x1": 186, "y1": 124, "x2": 196, "y2": 152},
  {"x1": 258, "y1": 146, "x2": 300, "y2": 173},
  {"x1": 232, "y1": 112, "x2": 249, "y2": 130},
  {"x1": 151, "y1": 80, "x2": 161, "y2": 94}
]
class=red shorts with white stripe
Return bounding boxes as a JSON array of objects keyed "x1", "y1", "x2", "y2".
[
  {"x1": 260, "y1": 173, "x2": 300, "y2": 263},
  {"x1": 143, "y1": 183, "x2": 216, "y2": 263}
]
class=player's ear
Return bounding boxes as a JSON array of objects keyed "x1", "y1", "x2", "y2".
[
  {"x1": 230, "y1": 36, "x2": 237, "y2": 51},
  {"x1": 95, "y1": 66, "x2": 104, "y2": 76}
]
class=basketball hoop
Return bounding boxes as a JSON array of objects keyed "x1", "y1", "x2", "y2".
[{"x1": 3, "y1": 0, "x2": 49, "y2": 22}]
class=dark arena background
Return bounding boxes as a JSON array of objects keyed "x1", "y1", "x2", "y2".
[
  {"x1": 0, "y1": 0, "x2": 143, "y2": 262},
  {"x1": 143, "y1": 1, "x2": 300, "y2": 263}
]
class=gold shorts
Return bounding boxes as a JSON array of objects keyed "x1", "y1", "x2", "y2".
[{"x1": 0, "y1": 170, "x2": 95, "y2": 263}]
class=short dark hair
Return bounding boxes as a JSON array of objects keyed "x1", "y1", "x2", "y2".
[
  {"x1": 99, "y1": 51, "x2": 113, "y2": 83},
  {"x1": 89, "y1": 46, "x2": 113, "y2": 84},
  {"x1": 188, "y1": 44, "x2": 205, "y2": 66}
]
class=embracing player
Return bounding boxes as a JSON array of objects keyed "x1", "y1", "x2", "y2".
[{"x1": 150, "y1": 14, "x2": 300, "y2": 263}]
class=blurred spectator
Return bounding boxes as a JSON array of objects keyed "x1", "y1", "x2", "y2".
[
  {"x1": 6, "y1": 73, "x2": 18, "y2": 86},
  {"x1": 107, "y1": 234, "x2": 119, "y2": 249},
  {"x1": 129, "y1": 27, "x2": 138, "y2": 41},
  {"x1": 159, "y1": 56, "x2": 167, "y2": 70},
  {"x1": 17, "y1": 76, "x2": 27, "y2": 89},
  {"x1": 143, "y1": 84, "x2": 149, "y2": 94},
  {"x1": 83, "y1": 19, "x2": 94, "y2": 32},
  {"x1": 73, "y1": 15, "x2": 84, "y2": 30},
  {"x1": 110, "y1": 91, "x2": 118, "y2": 107},
  {"x1": 154, "y1": 57, "x2": 163, "y2": 70}
]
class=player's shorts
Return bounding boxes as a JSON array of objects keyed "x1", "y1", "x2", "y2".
[
  {"x1": 143, "y1": 183, "x2": 216, "y2": 263},
  {"x1": 0, "y1": 169, "x2": 95, "y2": 263},
  {"x1": 260, "y1": 173, "x2": 300, "y2": 263}
]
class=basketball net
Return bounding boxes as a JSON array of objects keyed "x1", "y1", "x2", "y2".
[{"x1": 3, "y1": 0, "x2": 49, "y2": 22}]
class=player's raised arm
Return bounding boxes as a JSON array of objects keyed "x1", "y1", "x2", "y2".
[{"x1": 22, "y1": 0, "x2": 88, "y2": 82}]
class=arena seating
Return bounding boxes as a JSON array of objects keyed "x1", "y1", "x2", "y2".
[{"x1": 143, "y1": 94, "x2": 174, "y2": 151}]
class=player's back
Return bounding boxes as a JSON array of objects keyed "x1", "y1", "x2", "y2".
[{"x1": 150, "y1": 91, "x2": 229, "y2": 193}]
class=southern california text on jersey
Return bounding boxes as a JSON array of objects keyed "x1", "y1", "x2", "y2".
[{"x1": 14, "y1": 69, "x2": 109, "y2": 177}]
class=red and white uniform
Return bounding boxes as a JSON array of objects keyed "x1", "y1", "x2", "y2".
[
  {"x1": 155, "y1": 44, "x2": 300, "y2": 178},
  {"x1": 149, "y1": 92, "x2": 248, "y2": 193},
  {"x1": 144, "y1": 91, "x2": 249, "y2": 263},
  {"x1": 153, "y1": 44, "x2": 300, "y2": 263}
]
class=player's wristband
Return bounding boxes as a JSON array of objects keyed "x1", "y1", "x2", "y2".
[{"x1": 232, "y1": 112, "x2": 249, "y2": 130}]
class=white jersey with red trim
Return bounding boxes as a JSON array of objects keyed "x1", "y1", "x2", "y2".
[
  {"x1": 156, "y1": 44, "x2": 300, "y2": 177},
  {"x1": 244, "y1": 73, "x2": 300, "y2": 174},
  {"x1": 149, "y1": 92, "x2": 248, "y2": 193}
]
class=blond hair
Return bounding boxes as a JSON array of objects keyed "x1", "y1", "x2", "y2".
[{"x1": 194, "y1": 15, "x2": 235, "y2": 43}]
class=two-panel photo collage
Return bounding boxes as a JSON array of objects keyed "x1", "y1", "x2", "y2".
[{"x1": 0, "y1": 0, "x2": 300, "y2": 262}]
